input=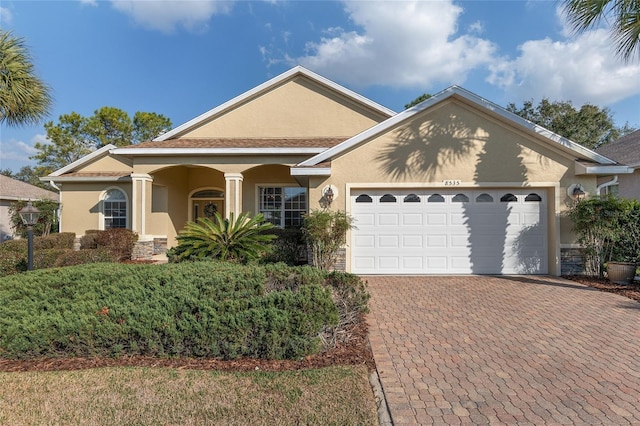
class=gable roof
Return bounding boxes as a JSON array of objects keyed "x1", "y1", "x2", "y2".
[
  {"x1": 47, "y1": 144, "x2": 116, "y2": 177},
  {"x1": 0, "y1": 175, "x2": 58, "y2": 202},
  {"x1": 295, "y1": 85, "x2": 617, "y2": 169},
  {"x1": 154, "y1": 66, "x2": 396, "y2": 142},
  {"x1": 595, "y1": 129, "x2": 640, "y2": 168}
]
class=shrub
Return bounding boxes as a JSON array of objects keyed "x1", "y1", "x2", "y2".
[
  {"x1": 54, "y1": 248, "x2": 117, "y2": 267},
  {"x1": 168, "y1": 213, "x2": 276, "y2": 263},
  {"x1": 34, "y1": 232, "x2": 75, "y2": 250},
  {"x1": 0, "y1": 262, "x2": 340, "y2": 360},
  {"x1": 94, "y1": 228, "x2": 138, "y2": 261},
  {"x1": 302, "y1": 210, "x2": 354, "y2": 270},
  {"x1": 0, "y1": 240, "x2": 27, "y2": 276},
  {"x1": 260, "y1": 227, "x2": 305, "y2": 265},
  {"x1": 568, "y1": 196, "x2": 640, "y2": 276}
]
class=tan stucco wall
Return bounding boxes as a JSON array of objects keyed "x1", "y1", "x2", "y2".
[
  {"x1": 182, "y1": 77, "x2": 388, "y2": 139},
  {"x1": 618, "y1": 170, "x2": 640, "y2": 201},
  {"x1": 59, "y1": 182, "x2": 132, "y2": 236},
  {"x1": 307, "y1": 100, "x2": 598, "y2": 275},
  {"x1": 79, "y1": 154, "x2": 133, "y2": 173}
]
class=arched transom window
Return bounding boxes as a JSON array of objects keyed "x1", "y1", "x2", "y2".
[{"x1": 103, "y1": 188, "x2": 127, "y2": 229}]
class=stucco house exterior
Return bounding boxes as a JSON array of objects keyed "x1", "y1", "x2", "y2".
[
  {"x1": 595, "y1": 129, "x2": 640, "y2": 200},
  {"x1": 41, "y1": 66, "x2": 631, "y2": 275},
  {"x1": 0, "y1": 175, "x2": 59, "y2": 240}
]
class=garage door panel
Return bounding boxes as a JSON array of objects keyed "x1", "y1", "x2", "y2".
[
  {"x1": 379, "y1": 235, "x2": 399, "y2": 248},
  {"x1": 403, "y1": 235, "x2": 424, "y2": 248},
  {"x1": 378, "y1": 213, "x2": 399, "y2": 226},
  {"x1": 426, "y1": 234, "x2": 447, "y2": 248},
  {"x1": 426, "y1": 213, "x2": 447, "y2": 225},
  {"x1": 351, "y1": 189, "x2": 548, "y2": 275}
]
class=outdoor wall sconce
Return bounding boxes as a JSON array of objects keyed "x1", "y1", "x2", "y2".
[
  {"x1": 322, "y1": 185, "x2": 336, "y2": 206},
  {"x1": 19, "y1": 200, "x2": 40, "y2": 271},
  {"x1": 567, "y1": 183, "x2": 586, "y2": 202}
]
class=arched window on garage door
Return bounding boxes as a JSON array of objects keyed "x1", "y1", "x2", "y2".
[
  {"x1": 476, "y1": 193, "x2": 493, "y2": 203},
  {"x1": 380, "y1": 194, "x2": 397, "y2": 202},
  {"x1": 525, "y1": 193, "x2": 542, "y2": 202},
  {"x1": 428, "y1": 194, "x2": 445, "y2": 202},
  {"x1": 404, "y1": 193, "x2": 421, "y2": 203},
  {"x1": 452, "y1": 193, "x2": 469, "y2": 203},
  {"x1": 355, "y1": 194, "x2": 373, "y2": 203},
  {"x1": 500, "y1": 193, "x2": 518, "y2": 202}
]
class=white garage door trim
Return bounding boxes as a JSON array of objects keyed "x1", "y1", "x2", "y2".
[{"x1": 351, "y1": 188, "x2": 548, "y2": 275}]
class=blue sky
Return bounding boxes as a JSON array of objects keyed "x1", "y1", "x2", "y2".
[{"x1": 2, "y1": 0, "x2": 639, "y2": 173}]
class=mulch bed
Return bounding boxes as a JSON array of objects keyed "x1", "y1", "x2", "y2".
[
  {"x1": 0, "y1": 319, "x2": 376, "y2": 373},
  {"x1": 564, "y1": 275, "x2": 640, "y2": 303}
]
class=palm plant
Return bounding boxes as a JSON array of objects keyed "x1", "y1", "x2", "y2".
[
  {"x1": 0, "y1": 30, "x2": 52, "y2": 127},
  {"x1": 563, "y1": 0, "x2": 640, "y2": 62},
  {"x1": 168, "y1": 212, "x2": 276, "y2": 263}
]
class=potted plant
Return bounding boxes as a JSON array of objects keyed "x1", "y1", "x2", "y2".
[{"x1": 606, "y1": 199, "x2": 640, "y2": 285}]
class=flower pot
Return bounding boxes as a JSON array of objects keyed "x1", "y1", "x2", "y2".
[{"x1": 606, "y1": 261, "x2": 637, "y2": 285}]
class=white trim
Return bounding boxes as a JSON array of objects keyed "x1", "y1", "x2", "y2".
[
  {"x1": 41, "y1": 176, "x2": 131, "y2": 183},
  {"x1": 290, "y1": 167, "x2": 332, "y2": 176},
  {"x1": 298, "y1": 86, "x2": 616, "y2": 167},
  {"x1": 224, "y1": 173, "x2": 244, "y2": 217},
  {"x1": 98, "y1": 186, "x2": 129, "y2": 231},
  {"x1": 154, "y1": 66, "x2": 395, "y2": 142},
  {"x1": 575, "y1": 162, "x2": 633, "y2": 175},
  {"x1": 111, "y1": 147, "x2": 327, "y2": 156},
  {"x1": 49, "y1": 144, "x2": 116, "y2": 177},
  {"x1": 597, "y1": 176, "x2": 619, "y2": 195}
]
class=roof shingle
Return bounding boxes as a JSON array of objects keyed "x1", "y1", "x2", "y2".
[
  {"x1": 596, "y1": 130, "x2": 640, "y2": 166},
  {"x1": 120, "y1": 138, "x2": 347, "y2": 150},
  {"x1": 0, "y1": 175, "x2": 58, "y2": 201}
]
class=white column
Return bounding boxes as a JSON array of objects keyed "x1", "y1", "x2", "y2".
[
  {"x1": 131, "y1": 173, "x2": 153, "y2": 237},
  {"x1": 224, "y1": 173, "x2": 244, "y2": 219}
]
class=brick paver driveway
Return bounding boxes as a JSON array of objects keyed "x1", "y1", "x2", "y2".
[{"x1": 366, "y1": 276, "x2": 640, "y2": 425}]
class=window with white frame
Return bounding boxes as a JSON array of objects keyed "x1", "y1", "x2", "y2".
[
  {"x1": 103, "y1": 188, "x2": 127, "y2": 229},
  {"x1": 259, "y1": 186, "x2": 307, "y2": 227}
]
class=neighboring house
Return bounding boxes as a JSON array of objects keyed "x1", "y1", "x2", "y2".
[
  {"x1": 41, "y1": 66, "x2": 630, "y2": 275},
  {"x1": 0, "y1": 175, "x2": 59, "y2": 240},
  {"x1": 595, "y1": 129, "x2": 640, "y2": 200}
]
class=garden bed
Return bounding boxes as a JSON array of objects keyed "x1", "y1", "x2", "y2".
[{"x1": 564, "y1": 275, "x2": 640, "y2": 303}]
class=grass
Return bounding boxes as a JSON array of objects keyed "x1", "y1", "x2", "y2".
[{"x1": 0, "y1": 365, "x2": 378, "y2": 425}]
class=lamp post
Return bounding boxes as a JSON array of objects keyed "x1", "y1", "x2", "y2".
[{"x1": 19, "y1": 201, "x2": 40, "y2": 271}]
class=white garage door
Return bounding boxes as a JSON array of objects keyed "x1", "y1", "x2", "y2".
[{"x1": 351, "y1": 189, "x2": 548, "y2": 274}]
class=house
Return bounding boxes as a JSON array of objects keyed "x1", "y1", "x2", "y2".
[
  {"x1": 595, "y1": 129, "x2": 640, "y2": 200},
  {"x1": 0, "y1": 175, "x2": 59, "y2": 240},
  {"x1": 41, "y1": 66, "x2": 630, "y2": 275}
]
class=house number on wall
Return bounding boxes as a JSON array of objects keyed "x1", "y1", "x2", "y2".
[{"x1": 443, "y1": 180, "x2": 461, "y2": 186}]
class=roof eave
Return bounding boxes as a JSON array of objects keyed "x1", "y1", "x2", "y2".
[
  {"x1": 298, "y1": 85, "x2": 617, "y2": 167},
  {"x1": 290, "y1": 167, "x2": 332, "y2": 177},
  {"x1": 111, "y1": 147, "x2": 328, "y2": 156},
  {"x1": 574, "y1": 161, "x2": 634, "y2": 175},
  {"x1": 40, "y1": 176, "x2": 132, "y2": 183}
]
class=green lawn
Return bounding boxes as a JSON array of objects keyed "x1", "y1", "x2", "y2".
[{"x1": 0, "y1": 365, "x2": 379, "y2": 425}]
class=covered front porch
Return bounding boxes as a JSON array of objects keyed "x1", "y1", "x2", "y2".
[{"x1": 129, "y1": 163, "x2": 308, "y2": 256}]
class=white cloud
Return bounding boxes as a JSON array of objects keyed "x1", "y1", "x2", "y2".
[
  {"x1": 79, "y1": 0, "x2": 98, "y2": 6},
  {"x1": 487, "y1": 28, "x2": 640, "y2": 107},
  {"x1": 293, "y1": 1, "x2": 497, "y2": 88},
  {"x1": 0, "y1": 134, "x2": 45, "y2": 169},
  {"x1": 110, "y1": 0, "x2": 233, "y2": 33},
  {"x1": 1, "y1": 6, "x2": 13, "y2": 24}
]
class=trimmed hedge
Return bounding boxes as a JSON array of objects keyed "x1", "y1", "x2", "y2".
[{"x1": 0, "y1": 262, "x2": 348, "y2": 360}]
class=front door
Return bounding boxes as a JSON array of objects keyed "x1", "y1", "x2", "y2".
[{"x1": 193, "y1": 199, "x2": 224, "y2": 221}]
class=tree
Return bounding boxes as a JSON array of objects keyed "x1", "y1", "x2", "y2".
[
  {"x1": 506, "y1": 98, "x2": 632, "y2": 149},
  {"x1": 302, "y1": 210, "x2": 354, "y2": 271},
  {"x1": 563, "y1": 0, "x2": 640, "y2": 62},
  {"x1": 31, "y1": 107, "x2": 172, "y2": 172},
  {"x1": 404, "y1": 93, "x2": 432, "y2": 109},
  {"x1": 0, "y1": 30, "x2": 52, "y2": 127}
]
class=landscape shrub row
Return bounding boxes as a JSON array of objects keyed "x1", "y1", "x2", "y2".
[
  {"x1": 0, "y1": 229, "x2": 136, "y2": 276},
  {"x1": 0, "y1": 262, "x2": 368, "y2": 361}
]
